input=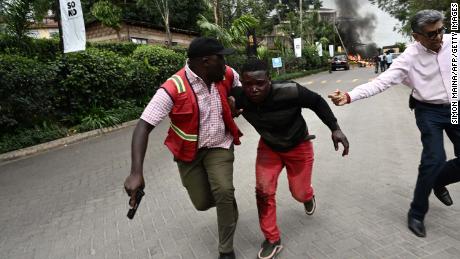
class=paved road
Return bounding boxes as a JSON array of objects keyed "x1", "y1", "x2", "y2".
[{"x1": 1, "y1": 66, "x2": 459, "y2": 259}]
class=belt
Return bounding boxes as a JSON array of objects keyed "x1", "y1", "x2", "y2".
[{"x1": 413, "y1": 98, "x2": 451, "y2": 108}]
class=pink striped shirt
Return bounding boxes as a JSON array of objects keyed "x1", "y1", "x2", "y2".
[
  {"x1": 348, "y1": 34, "x2": 456, "y2": 104},
  {"x1": 141, "y1": 64, "x2": 241, "y2": 149}
]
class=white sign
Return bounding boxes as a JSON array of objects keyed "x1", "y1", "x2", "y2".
[
  {"x1": 329, "y1": 45, "x2": 334, "y2": 57},
  {"x1": 272, "y1": 57, "x2": 283, "y2": 68},
  {"x1": 315, "y1": 42, "x2": 323, "y2": 57},
  {"x1": 59, "y1": 0, "x2": 86, "y2": 53},
  {"x1": 294, "y1": 38, "x2": 302, "y2": 58}
]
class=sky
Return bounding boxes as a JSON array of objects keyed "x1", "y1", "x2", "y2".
[{"x1": 321, "y1": 0, "x2": 411, "y2": 46}]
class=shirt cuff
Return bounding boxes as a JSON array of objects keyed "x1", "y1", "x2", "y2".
[{"x1": 345, "y1": 92, "x2": 351, "y2": 104}]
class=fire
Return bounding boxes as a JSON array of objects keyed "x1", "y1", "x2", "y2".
[
  {"x1": 349, "y1": 54, "x2": 370, "y2": 67},
  {"x1": 348, "y1": 54, "x2": 362, "y2": 61}
]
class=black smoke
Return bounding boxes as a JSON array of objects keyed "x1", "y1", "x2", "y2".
[{"x1": 335, "y1": 0, "x2": 378, "y2": 58}]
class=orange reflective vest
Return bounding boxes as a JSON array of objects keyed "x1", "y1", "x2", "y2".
[{"x1": 161, "y1": 66, "x2": 242, "y2": 162}]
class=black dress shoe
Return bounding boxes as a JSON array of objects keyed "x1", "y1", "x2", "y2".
[
  {"x1": 408, "y1": 215, "x2": 426, "y2": 237},
  {"x1": 218, "y1": 251, "x2": 235, "y2": 259},
  {"x1": 434, "y1": 186, "x2": 453, "y2": 206}
]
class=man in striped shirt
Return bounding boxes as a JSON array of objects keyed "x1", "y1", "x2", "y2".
[{"x1": 124, "y1": 37, "x2": 242, "y2": 259}]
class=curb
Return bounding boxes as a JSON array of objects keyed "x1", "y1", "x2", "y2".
[{"x1": 0, "y1": 120, "x2": 138, "y2": 164}]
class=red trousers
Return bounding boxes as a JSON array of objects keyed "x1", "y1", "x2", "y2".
[{"x1": 255, "y1": 138, "x2": 314, "y2": 242}]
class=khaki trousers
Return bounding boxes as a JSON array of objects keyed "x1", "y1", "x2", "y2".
[{"x1": 176, "y1": 147, "x2": 238, "y2": 253}]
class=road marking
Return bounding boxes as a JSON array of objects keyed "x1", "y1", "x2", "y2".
[
  {"x1": 321, "y1": 80, "x2": 327, "y2": 84},
  {"x1": 368, "y1": 78, "x2": 375, "y2": 82},
  {"x1": 352, "y1": 79, "x2": 359, "y2": 82},
  {"x1": 336, "y1": 80, "x2": 342, "y2": 83},
  {"x1": 306, "y1": 81, "x2": 313, "y2": 85}
]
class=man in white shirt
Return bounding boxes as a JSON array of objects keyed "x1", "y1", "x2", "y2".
[
  {"x1": 379, "y1": 53, "x2": 386, "y2": 72},
  {"x1": 328, "y1": 10, "x2": 459, "y2": 238},
  {"x1": 385, "y1": 51, "x2": 393, "y2": 68}
]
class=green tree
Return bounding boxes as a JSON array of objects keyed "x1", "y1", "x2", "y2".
[
  {"x1": 91, "y1": 0, "x2": 123, "y2": 40},
  {"x1": 168, "y1": 1, "x2": 207, "y2": 31},
  {"x1": 219, "y1": 0, "x2": 271, "y2": 33},
  {"x1": 197, "y1": 13, "x2": 259, "y2": 47},
  {"x1": 395, "y1": 41, "x2": 406, "y2": 52},
  {"x1": 369, "y1": 0, "x2": 451, "y2": 35},
  {"x1": 0, "y1": 0, "x2": 50, "y2": 39},
  {"x1": 137, "y1": 0, "x2": 172, "y2": 46}
]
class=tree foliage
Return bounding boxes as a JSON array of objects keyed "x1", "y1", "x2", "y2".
[
  {"x1": 197, "y1": 13, "x2": 259, "y2": 47},
  {"x1": 0, "y1": 0, "x2": 51, "y2": 39},
  {"x1": 91, "y1": 0, "x2": 123, "y2": 39},
  {"x1": 369, "y1": 0, "x2": 452, "y2": 35}
]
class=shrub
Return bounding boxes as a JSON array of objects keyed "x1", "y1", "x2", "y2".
[
  {"x1": 123, "y1": 57, "x2": 160, "y2": 106},
  {"x1": 0, "y1": 54, "x2": 58, "y2": 132},
  {"x1": 76, "y1": 102, "x2": 142, "y2": 132},
  {"x1": 0, "y1": 122, "x2": 67, "y2": 153},
  {"x1": 272, "y1": 67, "x2": 328, "y2": 81},
  {"x1": 52, "y1": 48, "x2": 129, "y2": 123},
  {"x1": 132, "y1": 45, "x2": 186, "y2": 84},
  {"x1": 109, "y1": 100, "x2": 143, "y2": 122},
  {"x1": 170, "y1": 45, "x2": 187, "y2": 56},
  {"x1": 0, "y1": 35, "x2": 60, "y2": 61},
  {"x1": 89, "y1": 42, "x2": 139, "y2": 56},
  {"x1": 302, "y1": 44, "x2": 323, "y2": 70},
  {"x1": 225, "y1": 48, "x2": 248, "y2": 73},
  {"x1": 77, "y1": 106, "x2": 121, "y2": 132}
]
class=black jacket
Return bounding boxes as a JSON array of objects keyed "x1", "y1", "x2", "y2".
[{"x1": 231, "y1": 81, "x2": 339, "y2": 152}]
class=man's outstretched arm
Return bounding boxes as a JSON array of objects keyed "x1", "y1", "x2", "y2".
[
  {"x1": 124, "y1": 119, "x2": 154, "y2": 207},
  {"x1": 328, "y1": 51, "x2": 411, "y2": 105}
]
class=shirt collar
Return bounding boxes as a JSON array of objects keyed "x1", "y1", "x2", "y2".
[
  {"x1": 185, "y1": 61, "x2": 213, "y2": 88},
  {"x1": 415, "y1": 39, "x2": 444, "y2": 55}
]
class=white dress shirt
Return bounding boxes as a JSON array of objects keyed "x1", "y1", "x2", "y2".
[{"x1": 349, "y1": 34, "x2": 455, "y2": 104}]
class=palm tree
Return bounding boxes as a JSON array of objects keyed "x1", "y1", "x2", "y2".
[{"x1": 197, "y1": 13, "x2": 259, "y2": 48}]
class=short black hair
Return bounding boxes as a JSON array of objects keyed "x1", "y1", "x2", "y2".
[{"x1": 241, "y1": 58, "x2": 269, "y2": 75}]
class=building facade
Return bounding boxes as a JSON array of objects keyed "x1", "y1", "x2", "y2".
[{"x1": 85, "y1": 20, "x2": 198, "y2": 46}]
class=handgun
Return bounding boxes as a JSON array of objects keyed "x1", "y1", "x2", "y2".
[{"x1": 127, "y1": 189, "x2": 145, "y2": 220}]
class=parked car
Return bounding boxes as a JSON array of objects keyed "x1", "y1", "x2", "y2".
[{"x1": 331, "y1": 54, "x2": 350, "y2": 71}]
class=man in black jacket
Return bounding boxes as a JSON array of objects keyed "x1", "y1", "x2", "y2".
[{"x1": 229, "y1": 59, "x2": 349, "y2": 259}]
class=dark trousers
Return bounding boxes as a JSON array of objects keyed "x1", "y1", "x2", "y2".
[
  {"x1": 176, "y1": 147, "x2": 238, "y2": 253},
  {"x1": 380, "y1": 61, "x2": 386, "y2": 72},
  {"x1": 409, "y1": 103, "x2": 460, "y2": 220}
]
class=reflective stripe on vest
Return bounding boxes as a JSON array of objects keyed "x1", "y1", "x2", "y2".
[
  {"x1": 168, "y1": 75, "x2": 186, "y2": 93},
  {"x1": 170, "y1": 122, "x2": 197, "y2": 141}
]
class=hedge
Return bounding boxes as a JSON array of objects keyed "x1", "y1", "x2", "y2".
[
  {"x1": 53, "y1": 48, "x2": 131, "y2": 123},
  {"x1": 0, "y1": 35, "x2": 330, "y2": 153},
  {"x1": 132, "y1": 45, "x2": 186, "y2": 84},
  {"x1": 0, "y1": 35, "x2": 61, "y2": 61},
  {"x1": 88, "y1": 42, "x2": 140, "y2": 56},
  {"x1": 0, "y1": 35, "x2": 142, "y2": 61},
  {"x1": 0, "y1": 54, "x2": 58, "y2": 132},
  {"x1": 0, "y1": 46, "x2": 167, "y2": 134}
]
